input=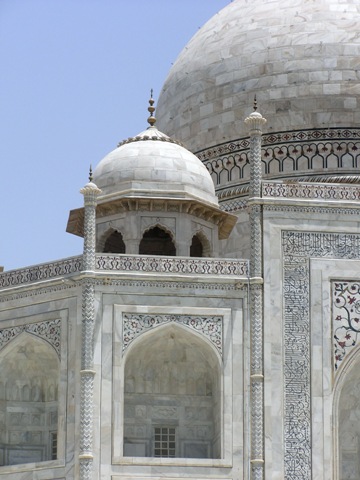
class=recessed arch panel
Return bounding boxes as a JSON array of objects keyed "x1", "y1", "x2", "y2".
[
  {"x1": 123, "y1": 323, "x2": 221, "y2": 459},
  {"x1": 0, "y1": 332, "x2": 59, "y2": 466}
]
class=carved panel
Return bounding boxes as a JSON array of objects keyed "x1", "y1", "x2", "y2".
[
  {"x1": 122, "y1": 313, "x2": 223, "y2": 356},
  {"x1": 0, "y1": 319, "x2": 61, "y2": 359},
  {"x1": 263, "y1": 181, "x2": 360, "y2": 200},
  {"x1": 96, "y1": 254, "x2": 248, "y2": 276},
  {"x1": 0, "y1": 256, "x2": 82, "y2": 288}
]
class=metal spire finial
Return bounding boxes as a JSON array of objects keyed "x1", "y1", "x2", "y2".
[
  {"x1": 254, "y1": 95, "x2": 257, "y2": 111},
  {"x1": 147, "y1": 89, "x2": 156, "y2": 127},
  {"x1": 89, "y1": 165, "x2": 93, "y2": 182}
]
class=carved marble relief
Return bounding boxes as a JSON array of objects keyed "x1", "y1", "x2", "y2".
[
  {"x1": 282, "y1": 231, "x2": 360, "y2": 480},
  {"x1": 122, "y1": 313, "x2": 223, "y2": 356},
  {"x1": 0, "y1": 319, "x2": 61, "y2": 359}
]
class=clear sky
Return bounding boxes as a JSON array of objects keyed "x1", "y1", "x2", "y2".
[{"x1": 0, "y1": 0, "x2": 230, "y2": 271}]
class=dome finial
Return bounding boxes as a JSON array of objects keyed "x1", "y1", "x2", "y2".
[
  {"x1": 147, "y1": 89, "x2": 156, "y2": 127},
  {"x1": 89, "y1": 164, "x2": 93, "y2": 182},
  {"x1": 254, "y1": 95, "x2": 257, "y2": 111}
]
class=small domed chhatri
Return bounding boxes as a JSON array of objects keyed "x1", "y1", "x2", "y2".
[
  {"x1": 67, "y1": 94, "x2": 237, "y2": 252},
  {"x1": 93, "y1": 92, "x2": 218, "y2": 207}
]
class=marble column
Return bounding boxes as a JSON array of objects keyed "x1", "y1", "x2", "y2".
[
  {"x1": 244, "y1": 109, "x2": 267, "y2": 480},
  {"x1": 79, "y1": 177, "x2": 101, "y2": 480}
]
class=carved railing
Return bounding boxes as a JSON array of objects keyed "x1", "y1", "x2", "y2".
[
  {"x1": 96, "y1": 254, "x2": 249, "y2": 277},
  {"x1": 0, "y1": 256, "x2": 83, "y2": 288},
  {"x1": 0, "y1": 254, "x2": 249, "y2": 289}
]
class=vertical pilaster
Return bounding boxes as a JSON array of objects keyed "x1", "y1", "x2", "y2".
[
  {"x1": 244, "y1": 109, "x2": 267, "y2": 480},
  {"x1": 79, "y1": 179, "x2": 101, "y2": 480}
]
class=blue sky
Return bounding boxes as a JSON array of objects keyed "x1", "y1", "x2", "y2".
[{"x1": 0, "y1": 0, "x2": 230, "y2": 271}]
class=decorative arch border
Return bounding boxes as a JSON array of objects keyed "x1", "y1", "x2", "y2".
[
  {"x1": 140, "y1": 222, "x2": 176, "y2": 242},
  {"x1": 282, "y1": 230, "x2": 360, "y2": 480},
  {"x1": 0, "y1": 319, "x2": 61, "y2": 359},
  {"x1": 97, "y1": 226, "x2": 125, "y2": 253},
  {"x1": 112, "y1": 304, "x2": 233, "y2": 466},
  {"x1": 122, "y1": 312, "x2": 222, "y2": 357}
]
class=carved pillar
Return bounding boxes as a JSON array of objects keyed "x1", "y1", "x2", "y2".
[
  {"x1": 79, "y1": 178, "x2": 101, "y2": 480},
  {"x1": 244, "y1": 109, "x2": 267, "y2": 480}
]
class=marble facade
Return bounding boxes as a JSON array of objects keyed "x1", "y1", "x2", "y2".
[{"x1": 2, "y1": 0, "x2": 360, "y2": 479}]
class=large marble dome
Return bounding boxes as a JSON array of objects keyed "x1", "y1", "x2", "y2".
[{"x1": 157, "y1": 0, "x2": 360, "y2": 202}]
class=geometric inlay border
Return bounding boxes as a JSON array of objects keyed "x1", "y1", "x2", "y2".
[
  {"x1": 122, "y1": 313, "x2": 223, "y2": 356},
  {"x1": 282, "y1": 231, "x2": 360, "y2": 480},
  {"x1": 0, "y1": 319, "x2": 61, "y2": 359}
]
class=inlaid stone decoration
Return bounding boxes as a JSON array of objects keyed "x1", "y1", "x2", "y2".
[
  {"x1": 282, "y1": 231, "x2": 360, "y2": 480},
  {"x1": 122, "y1": 313, "x2": 223, "y2": 356},
  {"x1": 96, "y1": 254, "x2": 248, "y2": 277},
  {"x1": 0, "y1": 319, "x2": 61, "y2": 359},
  {"x1": 333, "y1": 281, "x2": 360, "y2": 370}
]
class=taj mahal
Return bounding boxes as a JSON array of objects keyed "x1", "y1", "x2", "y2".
[{"x1": 1, "y1": 0, "x2": 360, "y2": 479}]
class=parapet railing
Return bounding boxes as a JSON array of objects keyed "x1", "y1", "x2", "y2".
[
  {"x1": 95, "y1": 254, "x2": 248, "y2": 276},
  {"x1": 0, "y1": 254, "x2": 249, "y2": 289}
]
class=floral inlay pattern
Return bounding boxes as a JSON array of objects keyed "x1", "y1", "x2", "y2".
[
  {"x1": 0, "y1": 319, "x2": 61, "y2": 358},
  {"x1": 122, "y1": 313, "x2": 223, "y2": 356},
  {"x1": 333, "y1": 281, "x2": 360, "y2": 370}
]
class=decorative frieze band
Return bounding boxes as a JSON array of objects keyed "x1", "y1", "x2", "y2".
[
  {"x1": 122, "y1": 313, "x2": 223, "y2": 356},
  {"x1": 0, "y1": 254, "x2": 249, "y2": 291},
  {"x1": 0, "y1": 319, "x2": 61, "y2": 358},
  {"x1": 262, "y1": 181, "x2": 360, "y2": 201},
  {"x1": 197, "y1": 127, "x2": 360, "y2": 162},
  {"x1": 0, "y1": 256, "x2": 82, "y2": 288},
  {"x1": 197, "y1": 128, "x2": 360, "y2": 192},
  {"x1": 96, "y1": 254, "x2": 248, "y2": 277}
]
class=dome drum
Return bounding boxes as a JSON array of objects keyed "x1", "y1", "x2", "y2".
[{"x1": 156, "y1": 0, "x2": 360, "y2": 195}]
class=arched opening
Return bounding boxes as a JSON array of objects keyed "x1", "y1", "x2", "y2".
[
  {"x1": 103, "y1": 230, "x2": 125, "y2": 253},
  {"x1": 0, "y1": 333, "x2": 59, "y2": 466},
  {"x1": 190, "y1": 231, "x2": 211, "y2": 257},
  {"x1": 190, "y1": 235, "x2": 203, "y2": 257},
  {"x1": 139, "y1": 226, "x2": 176, "y2": 256},
  {"x1": 123, "y1": 324, "x2": 221, "y2": 459},
  {"x1": 336, "y1": 349, "x2": 360, "y2": 480}
]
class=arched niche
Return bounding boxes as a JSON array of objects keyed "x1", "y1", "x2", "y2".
[
  {"x1": 335, "y1": 347, "x2": 360, "y2": 480},
  {"x1": 102, "y1": 229, "x2": 126, "y2": 253},
  {"x1": 190, "y1": 231, "x2": 211, "y2": 257},
  {"x1": 0, "y1": 333, "x2": 59, "y2": 466},
  {"x1": 139, "y1": 225, "x2": 176, "y2": 256},
  {"x1": 123, "y1": 323, "x2": 221, "y2": 459}
]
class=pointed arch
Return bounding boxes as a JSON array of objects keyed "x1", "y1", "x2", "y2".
[
  {"x1": 99, "y1": 228, "x2": 126, "y2": 253},
  {"x1": 333, "y1": 345, "x2": 360, "y2": 479},
  {"x1": 139, "y1": 225, "x2": 176, "y2": 256},
  {"x1": 190, "y1": 230, "x2": 211, "y2": 257},
  {"x1": 0, "y1": 333, "x2": 59, "y2": 466},
  {"x1": 123, "y1": 323, "x2": 221, "y2": 459}
]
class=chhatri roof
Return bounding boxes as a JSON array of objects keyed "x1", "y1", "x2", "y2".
[{"x1": 92, "y1": 94, "x2": 218, "y2": 207}]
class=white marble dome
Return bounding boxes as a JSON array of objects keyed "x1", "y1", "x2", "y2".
[
  {"x1": 156, "y1": 0, "x2": 360, "y2": 155},
  {"x1": 92, "y1": 125, "x2": 218, "y2": 207}
]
